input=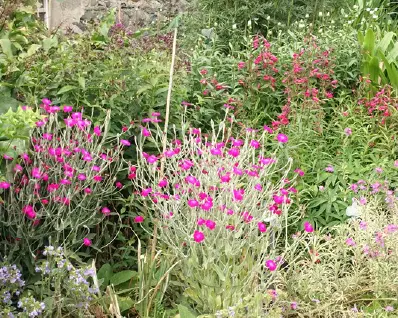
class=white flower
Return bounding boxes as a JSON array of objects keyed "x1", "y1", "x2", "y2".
[
  {"x1": 299, "y1": 23, "x2": 305, "y2": 28},
  {"x1": 326, "y1": 12, "x2": 330, "y2": 16},
  {"x1": 346, "y1": 198, "x2": 362, "y2": 217},
  {"x1": 373, "y1": 15, "x2": 378, "y2": 19},
  {"x1": 353, "y1": 5, "x2": 358, "y2": 9},
  {"x1": 319, "y1": 11, "x2": 323, "y2": 17},
  {"x1": 232, "y1": 24, "x2": 237, "y2": 29},
  {"x1": 247, "y1": 20, "x2": 252, "y2": 27},
  {"x1": 305, "y1": 14, "x2": 309, "y2": 18},
  {"x1": 266, "y1": 15, "x2": 271, "y2": 21},
  {"x1": 366, "y1": 7, "x2": 371, "y2": 11}
]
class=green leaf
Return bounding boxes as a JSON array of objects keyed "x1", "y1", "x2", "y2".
[
  {"x1": 117, "y1": 296, "x2": 134, "y2": 313},
  {"x1": 363, "y1": 28, "x2": 375, "y2": 54},
  {"x1": 57, "y1": 85, "x2": 77, "y2": 95},
  {"x1": 42, "y1": 36, "x2": 58, "y2": 52},
  {"x1": 0, "y1": 39, "x2": 13, "y2": 59},
  {"x1": 376, "y1": 32, "x2": 395, "y2": 54},
  {"x1": 387, "y1": 42, "x2": 398, "y2": 65},
  {"x1": 178, "y1": 304, "x2": 197, "y2": 318},
  {"x1": 110, "y1": 270, "x2": 137, "y2": 286},
  {"x1": 0, "y1": 95, "x2": 18, "y2": 114},
  {"x1": 26, "y1": 44, "x2": 42, "y2": 57},
  {"x1": 78, "y1": 77, "x2": 86, "y2": 90},
  {"x1": 97, "y1": 263, "x2": 112, "y2": 287}
]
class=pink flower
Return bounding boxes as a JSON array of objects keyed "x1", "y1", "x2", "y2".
[
  {"x1": 93, "y1": 175, "x2": 102, "y2": 182},
  {"x1": 188, "y1": 199, "x2": 199, "y2": 208},
  {"x1": 134, "y1": 216, "x2": 144, "y2": 223},
  {"x1": 78, "y1": 174, "x2": 86, "y2": 181},
  {"x1": 83, "y1": 238, "x2": 92, "y2": 246},
  {"x1": 258, "y1": 222, "x2": 267, "y2": 233},
  {"x1": 142, "y1": 127, "x2": 151, "y2": 137},
  {"x1": 0, "y1": 181, "x2": 10, "y2": 189},
  {"x1": 276, "y1": 133, "x2": 288, "y2": 143},
  {"x1": 22, "y1": 205, "x2": 36, "y2": 219},
  {"x1": 84, "y1": 188, "x2": 92, "y2": 194},
  {"x1": 3, "y1": 154, "x2": 13, "y2": 160},
  {"x1": 36, "y1": 120, "x2": 45, "y2": 127},
  {"x1": 158, "y1": 179, "x2": 168, "y2": 187},
  {"x1": 31, "y1": 167, "x2": 41, "y2": 179},
  {"x1": 304, "y1": 221, "x2": 314, "y2": 233},
  {"x1": 375, "y1": 167, "x2": 383, "y2": 174},
  {"x1": 266, "y1": 260, "x2": 277, "y2": 271},
  {"x1": 294, "y1": 168, "x2": 305, "y2": 176},
  {"x1": 63, "y1": 106, "x2": 73, "y2": 112},
  {"x1": 233, "y1": 189, "x2": 244, "y2": 201},
  {"x1": 42, "y1": 133, "x2": 52, "y2": 141},
  {"x1": 250, "y1": 140, "x2": 260, "y2": 149},
  {"x1": 385, "y1": 306, "x2": 394, "y2": 312},
  {"x1": 254, "y1": 184, "x2": 263, "y2": 191},
  {"x1": 146, "y1": 155, "x2": 158, "y2": 164},
  {"x1": 263, "y1": 125, "x2": 273, "y2": 134},
  {"x1": 94, "y1": 126, "x2": 101, "y2": 137},
  {"x1": 290, "y1": 302, "x2": 298, "y2": 310},
  {"x1": 238, "y1": 61, "x2": 245, "y2": 69},
  {"x1": 344, "y1": 127, "x2": 352, "y2": 136},
  {"x1": 325, "y1": 165, "x2": 334, "y2": 173},
  {"x1": 210, "y1": 148, "x2": 222, "y2": 156},
  {"x1": 205, "y1": 219, "x2": 216, "y2": 230},
  {"x1": 101, "y1": 207, "x2": 111, "y2": 215},
  {"x1": 228, "y1": 147, "x2": 240, "y2": 157},
  {"x1": 346, "y1": 237, "x2": 356, "y2": 246},
  {"x1": 141, "y1": 188, "x2": 152, "y2": 196},
  {"x1": 92, "y1": 165, "x2": 101, "y2": 172},
  {"x1": 120, "y1": 139, "x2": 131, "y2": 146},
  {"x1": 115, "y1": 181, "x2": 123, "y2": 189},
  {"x1": 197, "y1": 218, "x2": 206, "y2": 226},
  {"x1": 193, "y1": 230, "x2": 205, "y2": 243}
]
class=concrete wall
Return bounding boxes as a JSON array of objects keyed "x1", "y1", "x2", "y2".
[{"x1": 48, "y1": 0, "x2": 187, "y2": 32}]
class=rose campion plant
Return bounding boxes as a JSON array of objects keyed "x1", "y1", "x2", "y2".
[
  {"x1": 132, "y1": 117, "x2": 299, "y2": 314},
  {"x1": 0, "y1": 100, "x2": 126, "y2": 266}
]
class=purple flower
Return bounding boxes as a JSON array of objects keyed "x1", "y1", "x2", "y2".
[
  {"x1": 375, "y1": 167, "x2": 383, "y2": 174},
  {"x1": 344, "y1": 127, "x2": 352, "y2": 136},
  {"x1": 325, "y1": 165, "x2": 334, "y2": 173}
]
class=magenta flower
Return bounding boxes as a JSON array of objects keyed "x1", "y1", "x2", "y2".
[
  {"x1": 115, "y1": 181, "x2": 123, "y2": 189},
  {"x1": 63, "y1": 106, "x2": 73, "y2": 112},
  {"x1": 228, "y1": 147, "x2": 240, "y2": 157},
  {"x1": 294, "y1": 168, "x2": 304, "y2": 177},
  {"x1": 233, "y1": 189, "x2": 244, "y2": 201},
  {"x1": 258, "y1": 222, "x2": 267, "y2": 233},
  {"x1": 344, "y1": 127, "x2": 352, "y2": 136},
  {"x1": 193, "y1": 230, "x2": 205, "y2": 243},
  {"x1": 158, "y1": 179, "x2": 168, "y2": 188},
  {"x1": 22, "y1": 205, "x2": 36, "y2": 219},
  {"x1": 84, "y1": 188, "x2": 92, "y2": 194},
  {"x1": 276, "y1": 133, "x2": 288, "y2": 143},
  {"x1": 93, "y1": 126, "x2": 101, "y2": 137},
  {"x1": 141, "y1": 188, "x2": 152, "y2": 196},
  {"x1": 254, "y1": 184, "x2": 263, "y2": 191},
  {"x1": 265, "y1": 260, "x2": 277, "y2": 271},
  {"x1": 146, "y1": 155, "x2": 158, "y2": 164},
  {"x1": 78, "y1": 174, "x2": 86, "y2": 181},
  {"x1": 238, "y1": 61, "x2": 245, "y2": 69},
  {"x1": 290, "y1": 302, "x2": 298, "y2": 310},
  {"x1": 263, "y1": 125, "x2": 273, "y2": 134},
  {"x1": 250, "y1": 140, "x2": 260, "y2": 149},
  {"x1": 205, "y1": 219, "x2": 216, "y2": 230},
  {"x1": 120, "y1": 139, "x2": 131, "y2": 146},
  {"x1": 0, "y1": 181, "x2": 10, "y2": 189},
  {"x1": 210, "y1": 148, "x2": 222, "y2": 156},
  {"x1": 101, "y1": 207, "x2": 111, "y2": 215},
  {"x1": 93, "y1": 175, "x2": 102, "y2": 182},
  {"x1": 83, "y1": 238, "x2": 92, "y2": 246},
  {"x1": 304, "y1": 221, "x2": 314, "y2": 233},
  {"x1": 134, "y1": 215, "x2": 144, "y2": 223},
  {"x1": 32, "y1": 167, "x2": 42, "y2": 179},
  {"x1": 188, "y1": 199, "x2": 199, "y2": 208},
  {"x1": 3, "y1": 154, "x2": 13, "y2": 160},
  {"x1": 142, "y1": 127, "x2": 151, "y2": 137},
  {"x1": 197, "y1": 218, "x2": 206, "y2": 226}
]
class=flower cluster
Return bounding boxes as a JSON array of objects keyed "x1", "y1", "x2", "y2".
[
  {"x1": 0, "y1": 262, "x2": 44, "y2": 317},
  {"x1": 0, "y1": 100, "x2": 127, "y2": 260}
]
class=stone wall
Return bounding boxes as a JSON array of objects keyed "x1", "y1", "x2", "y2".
[{"x1": 49, "y1": 0, "x2": 188, "y2": 33}]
